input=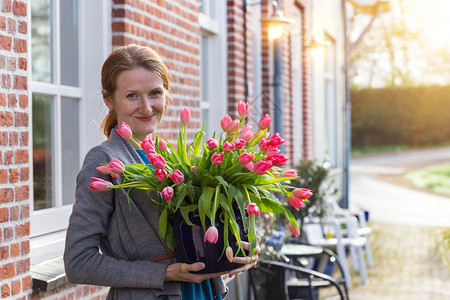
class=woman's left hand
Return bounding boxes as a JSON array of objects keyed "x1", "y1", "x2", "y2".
[{"x1": 226, "y1": 236, "x2": 261, "y2": 278}]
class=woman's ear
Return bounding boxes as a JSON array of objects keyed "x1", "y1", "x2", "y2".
[{"x1": 103, "y1": 91, "x2": 113, "y2": 112}]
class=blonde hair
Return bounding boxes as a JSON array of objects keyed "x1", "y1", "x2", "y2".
[{"x1": 100, "y1": 44, "x2": 172, "y2": 138}]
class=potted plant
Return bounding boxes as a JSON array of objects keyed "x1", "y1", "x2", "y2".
[{"x1": 89, "y1": 101, "x2": 312, "y2": 273}]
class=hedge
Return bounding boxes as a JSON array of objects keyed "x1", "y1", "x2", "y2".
[{"x1": 351, "y1": 85, "x2": 450, "y2": 148}]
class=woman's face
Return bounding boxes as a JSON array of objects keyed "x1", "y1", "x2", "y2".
[{"x1": 105, "y1": 67, "x2": 166, "y2": 141}]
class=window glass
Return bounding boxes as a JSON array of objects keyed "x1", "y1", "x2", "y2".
[
  {"x1": 60, "y1": 0, "x2": 79, "y2": 86},
  {"x1": 31, "y1": 0, "x2": 53, "y2": 83},
  {"x1": 32, "y1": 94, "x2": 54, "y2": 210},
  {"x1": 61, "y1": 97, "x2": 80, "y2": 205},
  {"x1": 201, "y1": 35, "x2": 208, "y2": 103}
]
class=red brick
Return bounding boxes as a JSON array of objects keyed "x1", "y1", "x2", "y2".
[
  {"x1": 9, "y1": 168, "x2": 18, "y2": 183},
  {"x1": 16, "y1": 258, "x2": 29, "y2": 274},
  {"x1": 18, "y1": 94, "x2": 27, "y2": 108},
  {"x1": 20, "y1": 131, "x2": 28, "y2": 146},
  {"x1": 18, "y1": 57, "x2": 26, "y2": 70},
  {"x1": 8, "y1": 93, "x2": 16, "y2": 107},
  {"x1": 20, "y1": 204, "x2": 28, "y2": 219},
  {"x1": 12, "y1": 1, "x2": 26, "y2": 17},
  {"x1": 22, "y1": 275, "x2": 31, "y2": 292},
  {"x1": 2, "y1": 0, "x2": 11, "y2": 12},
  {"x1": 0, "y1": 34, "x2": 12, "y2": 50},
  {"x1": 0, "y1": 93, "x2": 5, "y2": 106},
  {"x1": 9, "y1": 205, "x2": 19, "y2": 220},
  {"x1": 19, "y1": 167, "x2": 28, "y2": 181},
  {"x1": 0, "y1": 188, "x2": 14, "y2": 203},
  {"x1": 3, "y1": 227, "x2": 13, "y2": 241},
  {"x1": 1, "y1": 262, "x2": 15, "y2": 280},
  {"x1": 15, "y1": 185, "x2": 29, "y2": 201},
  {"x1": 2, "y1": 74, "x2": 11, "y2": 88},
  {"x1": 8, "y1": 132, "x2": 17, "y2": 146},
  {"x1": 0, "y1": 16, "x2": 5, "y2": 30},
  {"x1": 13, "y1": 74, "x2": 27, "y2": 89},
  {"x1": 11, "y1": 279, "x2": 20, "y2": 295},
  {"x1": 0, "y1": 207, "x2": 8, "y2": 222},
  {"x1": 17, "y1": 21, "x2": 26, "y2": 34},
  {"x1": 15, "y1": 221, "x2": 30, "y2": 238},
  {"x1": 1, "y1": 283, "x2": 10, "y2": 298},
  {"x1": 15, "y1": 149, "x2": 28, "y2": 163},
  {"x1": 10, "y1": 243, "x2": 19, "y2": 257},
  {"x1": 20, "y1": 240, "x2": 29, "y2": 255},
  {"x1": 7, "y1": 18, "x2": 16, "y2": 33},
  {"x1": 0, "y1": 169, "x2": 7, "y2": 184},
  {"x1": 0, "y1": 246, "x2": 8, "y2": 260},
  {"x1": 0, "y1": 111, "x2": 13, "y2": 126},
  {"x1": 0, "y1": 132, "x2": 7, "y2": 145},
  {"x1": 13, "y1": 39, "x2": 26, "y2": 55},
  {"x1": 15, "y1": 112, "x2": 28, "y2": 126}
]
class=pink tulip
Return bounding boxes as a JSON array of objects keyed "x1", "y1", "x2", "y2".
[
  {"x1": 148, "y1": 153, "x2": 166, "y2": 170},
  {"x1": 265, "y1": 153, "x2": 288, "y2": 167},
  {"x1": 158, "y1": 139, "x2": 168, "y2": 152},
  {"x1": 161, "y1": 186, "x2": 174, "y2": 202},
  {"x1": 234, "y1": 139, "x2": 246, "y2": 150},
  {"x1": 293, "y1": 188, "x2": 313, "y2": 199},
  {"x1": 288, "y1": 197, "x2": 304, "y2": 210},
  {"x1": 266, "y1": 146, "x2": 280, "y2": 156},
  {"x1": 169, "y1": 170, "x2": 185, "y2": 185},
  {"x1": 257, "y1": 114, "x2": 271, "y2": 130},
  {"x1": 289, "y1": 224, "x2": 300, "y2": 236},
  {"x1": 211, "y1": 152, "x2": 224, "y2": 165},
  {"x1": 116, "y1": 122, "x2": 132, "y2": 139},
  {"x1": 108, "y1": 158, "x2": 125, "y2": 174},
  {"x1": 89, "y1": 177, "x2": 112, "y2": 191},
  {"x1": 239, "y1": 152, "x2": 254, "y2": 166},
  {"x1": 247, "y1": 203, "x2": 260, "y2": 216},
  {"x1": 226, "y1": 246, "x2": 234, "y2": 263},
  {"x1": 207, "y1": 139, "x2": 219, "y2": 150},
  {"x1": 204, "y1": 226, "x2": 219, "y2": 244},
  {"x1": 228, "y1": 120, "x2": 239, "y2": 134},
  {"x1": 268, "y1": 133, "x2": 285, "y2": 147},
  {"x1": 239, "y1": 125, "x2": 254, "y2": 142},
  {"x1": 254, "y1": 160, "x2": 271, "y2": 175},
  {"x1": 238, "y1": 101, "x2": 249, "y2": 119},
  {"x1": 180, "y1": 108, "x2": 191, "y2": 125},
  {"x1": 155, "y1": 169, "x2": 168, "y2": 181},
  {"x1": 220, "y1": 115, "x2": 232, "y2": 132},
  {"x1": 223, "y1": 142, "x2": 235, "y2": 153},
  {"x1": 282, "y1": 170, "x2": 298, "y2": 177},
  {"x1": 141, "y1": 137, "x2": 155, "y2": 154},
  {"x1": 244, "y1": 162, "x2": 254, "y2": 171},
  {"x1": 258, "y1": 139, "x2": 269, "y2": 151},
  {"x1": 96, "y1": 165, "x2": 114, "y2": 175},
  {"x1": 191, "y1": 166, "x2": 198, "y2": 173}
]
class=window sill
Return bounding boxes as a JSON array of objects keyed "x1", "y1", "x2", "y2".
[{"x1": 31, "y1": 257, "x2": 68, "y2": 292}]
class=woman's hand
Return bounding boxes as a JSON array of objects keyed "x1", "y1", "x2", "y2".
[
  {"x1": 165, "y1": 262, "x2": 228, "y2": 283},
  {"x1": 227, "y1": 236, "x2": 261, "y2": 278}
]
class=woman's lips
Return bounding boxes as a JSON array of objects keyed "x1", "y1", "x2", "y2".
[{"x1": 136, "y1": 115, "x2": 154, "y2": 122}]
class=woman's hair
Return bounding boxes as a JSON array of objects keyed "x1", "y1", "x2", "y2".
[{"x1": 100, "y1": 44, "x2": 172, "y2": 138}]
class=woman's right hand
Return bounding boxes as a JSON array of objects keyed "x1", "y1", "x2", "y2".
[{"x1": 165, "y1": 263, "x2": 228, "y2": 283}]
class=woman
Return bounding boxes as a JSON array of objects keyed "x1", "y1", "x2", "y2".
[{"x1": 64, "y1": 45, "x2": 259, "y2": 299}]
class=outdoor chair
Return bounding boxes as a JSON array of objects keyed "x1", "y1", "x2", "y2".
[{"x1": 249, "y1": 259, "x2": 348, "y2": 300}]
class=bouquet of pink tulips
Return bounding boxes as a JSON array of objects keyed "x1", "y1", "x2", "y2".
[{"x1": 89, "y1": 101, "x2": 312, "y2": 259}]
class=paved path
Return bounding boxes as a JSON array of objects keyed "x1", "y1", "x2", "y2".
[{"x1": 345, "y1": 147, "x2": 450, "y2": 299}]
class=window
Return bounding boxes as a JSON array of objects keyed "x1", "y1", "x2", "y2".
[
  {"x1": 30, "y1": 0, "x2": 110, "y2": 264},
  {"x1": 199, "y1": 0, "x2": 227, "y2": 137}
]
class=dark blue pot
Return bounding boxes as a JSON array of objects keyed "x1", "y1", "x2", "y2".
[{"x1": 171, "y1": 209, "x2": 245, "y2": 274}]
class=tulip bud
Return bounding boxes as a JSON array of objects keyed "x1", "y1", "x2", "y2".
[
  {"x1": 220, "y1": 115, "x2": 232, "y2": 132},
  {"x1": 281, "y1": 170, "x2": 298, "y2": 177},
  {"x1": 180, "y1": 108, "x2": 191, "y2": 125},
  {"x1": 89, "y1": 177, "x2": 113, "y2": 192},
  {"x1": 234, "y1": 139, "x2": 246, "y2": 150},
  {"x1": 228, "y1": 120, "x2": 239, "y2": 134},
  {"x1": 211, "y1": 152, "x2": 224, "y2": 165},
  {"x1": 257, "y1": 114, "x2": 271, "y2": 130},
  {"x1": 169, "y1": 170, "x2": 185, "y2": 185},
  {"x1": 247, "y1": 203, "x2": 260, "y2": 216},
  {"x1": 288, "y1": 197, "x2": 304, "y2": 210},
  {"x1": 223, "y1": 142, "x2": 235, "y2": 153},
  {"x1": 158, "y1": 139, "x2": 168, "y2": 152},
  {"x1": 238, "y1": 152, "x2": 254, "y2": 166},
  {"x1": 289, "y1": 224, "x2": 300, "y2": 236},
  {"x1": 204, "y1": 226, "x2": 219, "y2": 243},
  {"x1": 226, "y1": 246, "x2": 234, "y2": 263},
  {"x1": 254, "y1": 160, "x2": 271, "y2": 175},
  {"x1": 268, "y1": 133, "x2": 285, "y2": 147},
  {"x1": 148, "y1": 153, "x2": 166, "y2": 170},
  {"x1": 207, "y1": 139, "x2": 219, "y2": 150},
  {"x1": 108, "y1": 158, "x2": 125, "y2": 174},
  {"x1": 237, "y1": 101, "x2": 249, "y2": 119},
  {"x1": 141, "y1": 137, "x2": 155, "y2": 154},
  {"x1": 116, "y1": 122, "x2": 133, "y2": 139},
  {"x1": 161, "y1": 186, "x2": 174, "y2": 202},
  {"x1": 155, "y1": 169, "x2": 168, "y2": 181},
  {"x1": 190, "y1": 166, "x2": 198, "y2": 173},
  {"x1": 293, "y1": 188, "x2": 313, "y2": 199}
]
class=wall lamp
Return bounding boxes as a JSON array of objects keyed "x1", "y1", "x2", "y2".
[{"x1": 261, "y1": 1, "x2": 295, "y2": 39}]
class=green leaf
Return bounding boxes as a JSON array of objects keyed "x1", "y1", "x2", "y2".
[
  {"x1": 180, "y1": 204, "x2": 198, "y2": 226},
  {"x1": 215, "y1": 175, "x2": 229, "y2": 188},
  {"x1": 248, "y1": 213, "x2": 257, "y2": 256},
  {"x1": 174, "y1": 184, "x2": 187, "y2": 210},
  {"x1": 159, "y1": 208, "x2": 168, "y2": 240},
  {"x1": 164, "y1": 223, "x2": 175, "y2": 251},
  {"x1": 198, "y1": 186, "x2": 215, "y2": 229}
]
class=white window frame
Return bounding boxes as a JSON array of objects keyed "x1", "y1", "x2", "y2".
[
  {"x1": 324, "y1": 34, "x2": 337, "y2": 166},
  {"x1": 28, "y1": 0, "x2": 111, "y2": 265},
  {"x1": 199, "y1": 1, "x2": 227, "y2": 138}
]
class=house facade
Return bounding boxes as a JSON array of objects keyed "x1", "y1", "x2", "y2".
[{"x1": 0, "y1": 0, "x2": 346, "y2": 298}]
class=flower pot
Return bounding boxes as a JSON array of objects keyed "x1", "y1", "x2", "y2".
[{"x1": 171, "y1": 209, "x2": 245, "y2": 274}]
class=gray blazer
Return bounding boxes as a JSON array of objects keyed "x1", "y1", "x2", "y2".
[{"x1": 64, "y1": 130, "x2": 228, "y2": 299}]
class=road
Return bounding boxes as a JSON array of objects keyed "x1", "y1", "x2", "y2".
[{"x1": 349, "y1": 147, "x2": 450, "y2": 227}]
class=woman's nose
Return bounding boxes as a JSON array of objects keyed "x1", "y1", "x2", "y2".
[{"x1": 139, "y1": 97, "x2": 152, "y2": 113}]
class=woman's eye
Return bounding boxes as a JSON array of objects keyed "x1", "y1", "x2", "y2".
[
  {"x1": 150, "y1": 90, "x2": 163, "y2": 96},
  {"x1": 126, "y1": 93, "x2": 137, "y2": 99}
]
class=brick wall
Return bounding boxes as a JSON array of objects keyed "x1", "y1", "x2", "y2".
[
  {"x1": 111, "y1": 0, "x2": 202, "y2": 142},
  {"x1": 0, "y1": 0, "x2": 31, "y2": 299}
]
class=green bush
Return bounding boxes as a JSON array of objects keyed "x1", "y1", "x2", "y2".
[{"x1": 351, "y1": 85, "x2": 450, "y2": 149}]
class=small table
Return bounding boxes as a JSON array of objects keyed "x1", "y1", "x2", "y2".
[{"x1": 280, "y1": 243, "x2": 323, "y2": 259}]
